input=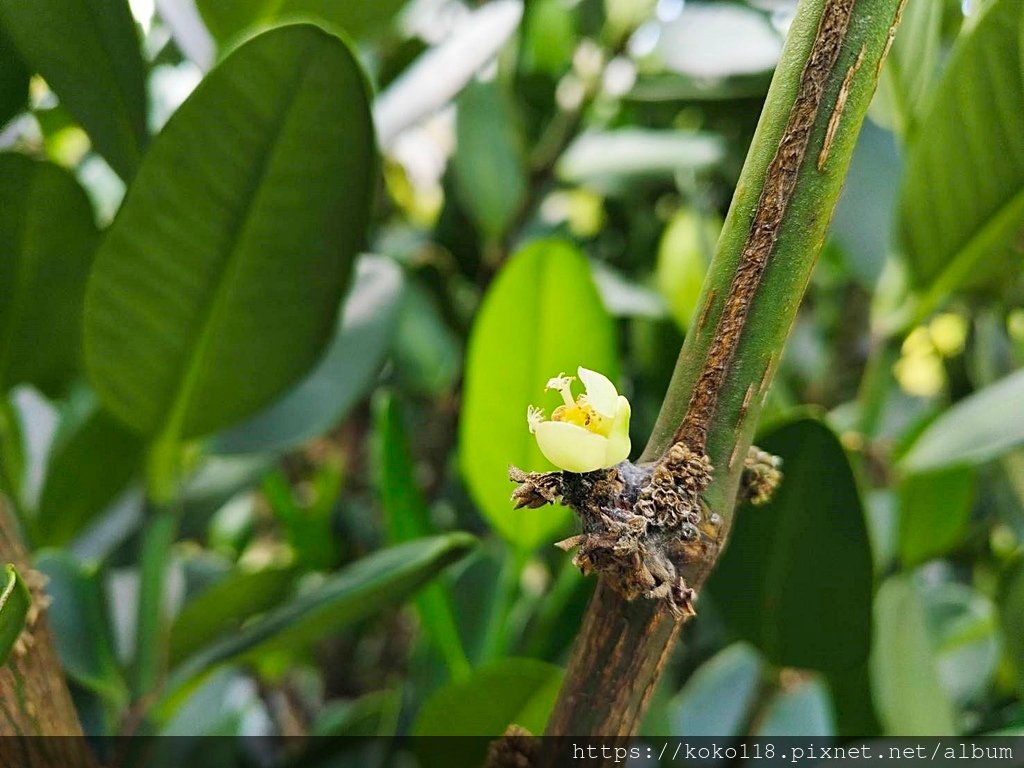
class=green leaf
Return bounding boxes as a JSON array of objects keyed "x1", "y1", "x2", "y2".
[
  {"x1": 414, "y1": 658, "x2": 562, "y2": 747},
  {"x1": 169, "y1": 565, "x2": 297, "y2": 665},
  {"x1": 901, "y1": 368, "x2": 1024, "y2": 472},
  {"x1": 868, "y1": 0, "x2": 942, "y2": 138},
  {"x1": 35, "y1": 551, "x2": 128, "y2": 705},
  {"x1": 460, "y1": 239, "x2": 618, "y2": 549},
  {"x1": 753, "y1": 678, "x2": 835, "y2": 737},
  {"x1": 708, "y1": 417, "x2": 872, "y2": 671},
  {"x1": 897, "y1": 0, "x2": 1024, "y2": 309},
  {"x1": 373, "y1": 392, "x2": 469, "y2": 678},
  {"x1": 0, "y1": 0, "x2": 147, "y2": 179},
  {"x1": 665, "y1": 643, "x2": 763, "y2": 738},
  {"x1": 0, "y1": 27, "x2": 29, "y2": 127},
  {"x1": 0, "y1": 397, "x2": 24, "y2": 505},
  {"x1": 391, "y1": 282, "x2": 462, "y2": 397},
  {"x1": 898, "y1": 467, "x2": 974, "y2": 566},
  {"x1": 170, "y1": 534, "x2": 475, "y2": 686},
  {"x1": 871, "y1": 576, "x2": 958, "y2": 735},
  {"x1": 215, "y1": 257, "x2": 404, "y2": 454},
  {"x1": 0, "y1": 563, "x2": 29, "y2": 666},
  {"x1": 35, "y1": 405, "x2": 144, "y2": 547},
  {"x1": 0, "y1": 154, "x2": 99, "y2": 397},
  {"x1": 197, "y1": 0, "x2": 407, "y2": 45},
  {"x1": 655, "y1": 209, "x2": 722, "y2": 331},
  {"x1": 1000, "y1": 561, "x2": 1024, "y2": 698},
  {"x1": 452, "y1": 80, "x2": 527, "y2": 242},
  {"x1": 84, "y1": 25, "x2": 375, "y2": 441}
]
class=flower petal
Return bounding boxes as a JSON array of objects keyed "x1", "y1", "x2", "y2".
[
  {"x1": 577, "y1": 366, "x2": 619, "y2": 417},
  {"x1": 603, "y1": 395, "x2": 632, "y2": 466},
  {"x1": 534, "y1": 420, "x2": 609, "y2": 473}
]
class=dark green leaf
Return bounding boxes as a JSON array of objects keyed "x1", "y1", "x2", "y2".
[
  {"x1": 414, "y1": 659, "x2": 562, "y2": 755},
  {"x1": 197, "y1": 0, "x2": 406, "y2": 45},
  {"x1": 901, "y1": 368, "x2": 1024, "y2": 472},
  {"x1": 460, "y1": 239, "x2": 618, "y2": 549},
  {"x1": 35, "y1": 405, "x2": 144, "y2": 547},
  {"x1": 0, "y1": 154, "x2": 99, "y2": 397},
  {"x1": 0, "y1": 562, "x2": 29, "y2": 666},
  {"x1": 871, "y1": 576, "x2": 957, "y2": 735},
  {"x1": 898, "y1": 467, "x2": 974, "y2": 566},
  {"x1": 170, "y1": 534, "x2": 475, "y2": 686},
  {"x1": 36, "y1": 551, "x2": 128, "y2": 704},
  {"x1": 84, "y1": 25, "x2": 375, "y2": 441},
  {"x1": 169, "y1": 565, "x2": 297, "y2": 665},
  {"x1": 665, "y1": 643, "x2": 763, "y2": 738},
  {"x1": 452, "y1": 81, "x2": 526, "y2": 242},
  {"x1": 214, "y1": 256, "x2": 404, "y2": 454},
  {"x1": 0, "y1": 0, "x2": 147, "y2": 179},
  {"x1": 708, "y1": 417, "x2": 872, "y2": 671},
  {"x1": 0, "y1": 27, "x2": 29, "y2": 127},
  {"x1": 373, "y1": 392, "x2": 469, "y2": 677},
  {"x1": 898, "y1": 0, "x2": 1024, "y2": 307},
  {"x1": 1000, "y1": 561, "x2": 1024, "y2": 698},
  {"x1": 390, "y1": 282, "x2": 461, "y2": 397}
]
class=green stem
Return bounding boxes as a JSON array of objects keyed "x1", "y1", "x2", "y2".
[
  {"x1": 132, "y1": 503, "x2": 177, "y2": 701},
  {"x1": 542, "y1": 0, "x2": 908, "y2": 744}
]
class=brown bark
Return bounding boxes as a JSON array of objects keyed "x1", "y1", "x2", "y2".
[{"x1": 0, "y1": 502, "x2": 95, "y2": 766}]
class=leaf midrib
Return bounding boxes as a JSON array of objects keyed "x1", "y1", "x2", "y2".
[{"x1": 159, "y1": 41, "x2": 320, "y2": 442}]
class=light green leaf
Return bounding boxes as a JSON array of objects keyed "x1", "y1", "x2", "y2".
[
  {"x1": 666, "y1": 643, "x2": 763, "y2": 738},
  {"x1": 170, "y1": 534, "x2": 475, "y2": 686},
  {"x1": 197, "y1": 0, "x2": 407, "y2": 45},
  {"x1": 754, "y1": 678, "x2": 835, "y2": 737},
  {"x1": 84, "y1": 25, "x2": 375, "y2": 441},
  {"x1": 869, "y1": 0, "x2": 942, "y2": 138},
  {"x1": 708, "y1": 417, "x2": 872, "y2": 671},
  {"x1": 0, "y1": 27, "x2": 28, "y2": 127},
  {"x1": 0, "y1": 562, "x2": 29, "y2": 666},
  {"x1": 898, "y1": 467, "x2": 974, "y2": 566},
  {"x1": 35, "y1": 405, "x2": 144, "y2": 547},
  {"x1": 169, "y1": 565, "x2": 297, "y2": 665},
  {"x1": 36, "y1": 551, "x2": 128, "y2": 704},
  {"x1": 414, "y1": 658, "x2": 562, "y2": 742},
  {"x1": 0, "y1": 154, "x2": 99, "y2": 397},
  {"x1": 460, "y1": 239, "x2": 618, "y2": 549},
  {"x1": 898, "y1": 0, "x2": 1024, "y2": 309},
  {"x1": 214, "y1": 256, "x2": 404, "y2": 454},
  {"x1": 655, "y1": 209, "x2": 722, "y2": 331},
  {"x1": 0, "y1": 0, "x2": 147, "y2": 179},
  {"x1": 374, "y1": 392, "x2": 469, "y2": 677},
  {"x1": 901, "y1": 368, "x2": 1024, "y2": 472},
  {"x1": 871, "y1": 576, "x2": 958, "y2": 736},
  {"x1": 453, "y1": 80, "x2": 527, "y2": 242}
]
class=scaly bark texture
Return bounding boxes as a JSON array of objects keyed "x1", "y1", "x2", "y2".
[
  {"x1": 0, "y1": 502, "x2": 95, "y2": 766},
  {"x1": 541, "y1": 0, "x2": 907, "y2": 746}
]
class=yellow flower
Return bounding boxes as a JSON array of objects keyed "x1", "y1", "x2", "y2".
[{"x1": 527, "y1": 367, "x2": 631, "y2": 473}]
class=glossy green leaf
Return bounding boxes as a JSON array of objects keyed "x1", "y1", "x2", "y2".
[
  {"x1": 414, "y1": 658, "x2": 562, "y2": 742},
  {"x1": 373, "y1": 392, "x2": 469, "y2": 677},
  {"x1": 170, "y1": 534, "x2": 475, "y2": 685},
  {"x1": 35, "y1": 405, "x2": 144, "y2": 547},
  {"x1": 0, "y1": 154, "x2": 99, "y2": 397},
  {"x1": 754, "y1": 678, "x2": 835, "y2": 737},
  {"x1": 36, "y1": 551, "x2": 128, "y2": 704},
  {"x1": 708, "y1": 417, "x2": 872, "y2": 671},
  {"x1": 0, "y1": 27, "x2": 28, "y2": 127},
  {"x1": 453, "y1": 81, "x2": 527, "y2": 242},
  {"x1": 84, "y1": 25, "x2": 375, "y2": 441},
  {"x1": 869, "y1": 0, "x2": 941, "y2": 138},
  {"x1": 898, "y1": 467, "x2": 974, "y2": 566},
  {"x1": 169, "y1": 565, "x2": 297, "y2": 665},
  {"x1": 871, "y1": 576, "x2": 957, "y2": 735},
  {"x1": 197, "y1": 0, "x2": 406, "y2": 45},
  {"x1": 460, "y1": 239, "x2": 618, "y2": 549},
  {"x1": 0, "y1": 562, "x2": 29, "y2": 666},
  {"x1": 901, "y1": 368, "x2": 1024, "y2": 472},
  {"x1": 214, "y1": 256, "x2": 404, "y2": 454},
  {"x1": 0, "y1": 0, "x2": 147, "y2": 179},
  {"x1": 898, "y1": 0, "x2": 1024, "y2": 307},
  {"x1": 1000, "y1": 561, "x2": 1024, "y2": 698},
  {"x1": 666, "y1": 643, "x2": 763, "y2": 738}
]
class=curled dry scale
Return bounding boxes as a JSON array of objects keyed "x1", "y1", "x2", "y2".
[{"x1": 509, "y1": 443, "x2": 782, "y2": 616}]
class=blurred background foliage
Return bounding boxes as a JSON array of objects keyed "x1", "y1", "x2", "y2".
[{"x1": 1, "y1": 0, "x2": 1024, "y2": 759}]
